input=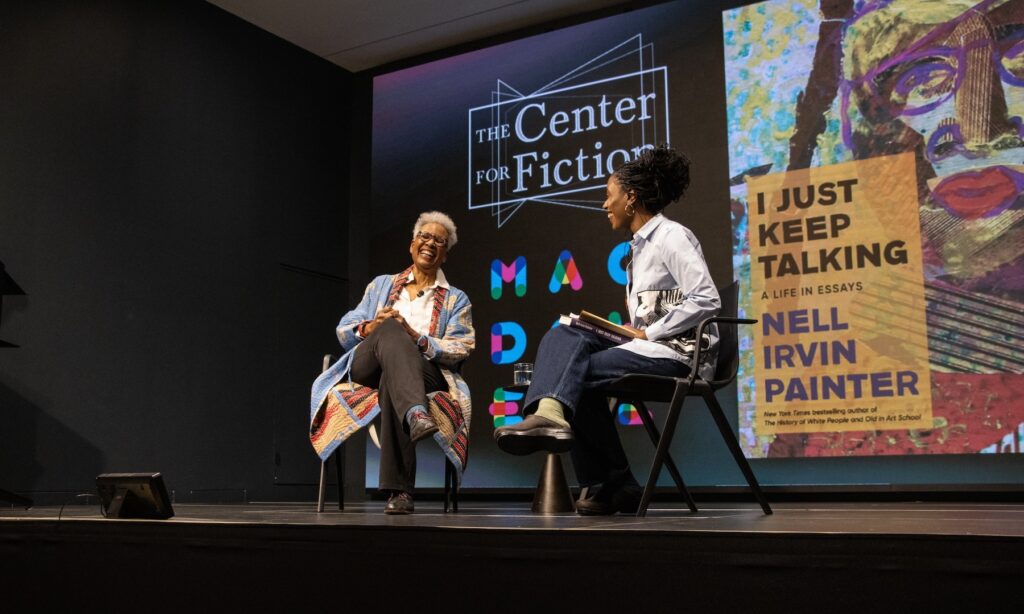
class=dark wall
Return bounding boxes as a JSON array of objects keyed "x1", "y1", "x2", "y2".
[{"x1": 0, "y1": 1, "x2": 352, "y2": 503}]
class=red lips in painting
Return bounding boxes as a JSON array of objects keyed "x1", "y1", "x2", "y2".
[{"x1": 930, "y1": 166, "x2": 1022, "y2": 220}]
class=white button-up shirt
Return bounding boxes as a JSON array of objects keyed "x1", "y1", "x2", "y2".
[
  {"x1": 393, "y1": 269, "x2": 449, "y2": 336},
  {"x1": 619, "y1": 214, "x2": 720, "y2": 378}
]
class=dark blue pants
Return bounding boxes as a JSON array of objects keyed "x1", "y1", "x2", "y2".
[{"x1": 524, "y1": 325, "x2": 689, "y2": 486}]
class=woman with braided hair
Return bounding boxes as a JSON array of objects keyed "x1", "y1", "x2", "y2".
[{"x1": 494, "y1": 145, "x2": 720, "y2": 515}]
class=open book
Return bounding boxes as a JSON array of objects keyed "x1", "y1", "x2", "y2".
[{"x1": 558, "y1": 310, "x2": 638, "y2": 345}]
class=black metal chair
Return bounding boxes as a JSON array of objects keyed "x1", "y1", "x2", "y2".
[
  {"x1": 316, "y1": 354, "x2": 459, "y2": 513},
  {"x1": 598, "y1": 281, "x2": 772, "y2": 516}
]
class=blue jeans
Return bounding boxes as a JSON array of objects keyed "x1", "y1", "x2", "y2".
[{"x1": 524, "y1": 325, "x2": 689, "y2": 486}]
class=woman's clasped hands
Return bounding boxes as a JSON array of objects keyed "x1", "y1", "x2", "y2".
[{"x1": 364, "y1": 307, "x2": 420, "y2": 340}]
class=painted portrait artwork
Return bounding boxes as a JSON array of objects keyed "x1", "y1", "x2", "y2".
[{"x1": 724, "y1": 0, "x2": 1024, "y2": 457}]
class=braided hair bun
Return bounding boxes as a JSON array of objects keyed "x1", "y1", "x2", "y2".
[{"x1": 613, "y1": 145, "x2": 691, "y2": 214}]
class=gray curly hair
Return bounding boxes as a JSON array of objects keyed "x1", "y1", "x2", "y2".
[{"x1": 412, "y1": 211, "x2": 458, "y2": 249}]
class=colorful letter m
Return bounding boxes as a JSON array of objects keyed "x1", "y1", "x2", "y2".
[{"x1": 491, "y1": 256, "x2": 527, "y2": 300}]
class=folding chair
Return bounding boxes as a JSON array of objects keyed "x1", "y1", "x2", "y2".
[
  {"x1": 316, "y1": 354, "x2": 458, "y2": 512},
  {"x1": 598, "y1": 281, "x2": 772, "y2": 516}
]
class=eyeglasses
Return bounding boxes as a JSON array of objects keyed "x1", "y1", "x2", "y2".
[
  {"x1": 838, "y1": 2, "x2": 1024, "y2": 151},
  {"x1": 415, "y1": 231, "x2": 448, "y2": 247}
]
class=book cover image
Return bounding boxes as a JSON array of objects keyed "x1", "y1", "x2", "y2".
[{"x1": 724, "y1": 0, "x2": 1024, "y2": 457}]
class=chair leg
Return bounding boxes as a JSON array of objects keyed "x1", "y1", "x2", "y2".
[
  {"x1": 452, "y1": 463, "x2": 458, "y2": 512},
  {"x1": 317, "y1": 446, "x2": 345, "y2": 513},
  {"x1": 637, "y1": 383, "x2": 689, "y2": 517},
  {"x1": 334, "y1": 443, "x2": 345, "y2": 511},
  {"x1": 444, "y1": 459, "x2": 458, "y2": 513},
  {"x1": 633, "y1": 400, "x2": 698, "y2": 513},
  {"x1": 317, "y1": 458, "x2": 328, "y2": 513},
  {"x1": 444, "y1": 460, "x2": 450, "y2": 513},
  {"x1": 702, "y1": 390, "x2": 773, "y2": 515}
]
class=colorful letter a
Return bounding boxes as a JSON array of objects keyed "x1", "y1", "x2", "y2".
[{"x1": 548, "y1": 250, "x2": 583, "y2": 293}]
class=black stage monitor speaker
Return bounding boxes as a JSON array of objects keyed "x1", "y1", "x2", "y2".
[{"x1": 96, "y1": 472, "x2": 174, "y2": 519}]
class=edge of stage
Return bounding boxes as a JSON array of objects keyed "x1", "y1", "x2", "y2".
[{"x1": 3, "y1": 499, "x2": 1023, "y2": 610}]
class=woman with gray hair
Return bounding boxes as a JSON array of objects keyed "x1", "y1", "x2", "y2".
[{"x1": 309, "y1": 211, "x2": 474, "y2": 514}]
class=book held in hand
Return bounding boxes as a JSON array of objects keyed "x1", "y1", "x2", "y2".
[{"x1": 559, "y1": 311, "x2": 638, "y2": 345}]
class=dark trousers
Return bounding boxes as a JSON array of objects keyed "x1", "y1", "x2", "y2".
[
  {"x1": 350, "y1": 319, "x2": 447, "y2": 492},
  {"x1": 524, "y1": 325, "x2": 689, "y2": 486}
]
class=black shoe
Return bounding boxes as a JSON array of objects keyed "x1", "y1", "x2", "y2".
[
  {"x1": 494, "y1": 414, "x2": 574, "y2": 455},
  {"x1": 575, "y1": 476, "x2": 642, "y2": 516},
  {"x1": 408, "y1": 412, "x2": 439, "y2": 444},
  {"x1": 384, "y1": 491, "x2": 414, "y2": 515}
]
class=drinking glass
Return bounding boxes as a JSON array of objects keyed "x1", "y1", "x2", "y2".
[{"x1": 513, "y1": 362, "x2": 533, "y2": 386}]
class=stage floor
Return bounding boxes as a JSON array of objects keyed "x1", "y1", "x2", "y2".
[
  {"x1": 4, "y1": 500, "x2": 1024, "y2": 537},
  {"x1": 4, "y1": 501, "x2": 1022, "y2": 610}
]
